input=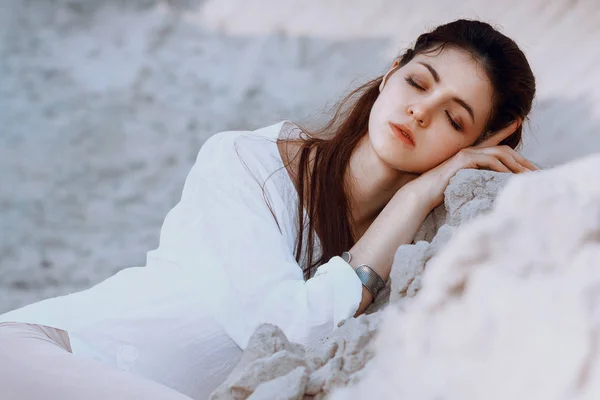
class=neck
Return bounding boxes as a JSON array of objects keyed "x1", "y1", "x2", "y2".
[
  {"x1": 278, "y1": 134, "x2": 418, "y2": 239},
  {"x1": 345, "y1": 134, "x2": 418, "y2": 232}
]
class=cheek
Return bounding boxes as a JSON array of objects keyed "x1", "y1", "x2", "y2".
[
  {"x1": 368, "y1": 95, "x2": 394, "y2": 139},
  {"x1": 368, "y1": 96, "x2": 384, "y2": 124},
  {"x1": 421, "y1": 135, "x2": 466, "y2": 168},
  {"x1": 371, "y1": 84, "x2": 408, "y2": 120}
]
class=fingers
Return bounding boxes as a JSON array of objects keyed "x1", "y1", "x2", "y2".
[
  {"x1": 476, "y1": 146, "x2": 537, "y2": 173},
  {"x1": 474, "y1": 119, "x2": 521, "y2": 149},
  {"x1": 485, "y1": 149, "x2": 529, "y2": 173},
  {"x1": 472, "y1": 120, "x2": 540, "y2": 171},
  {"x1": 474, "y1": 155, "x2": 511, "y2": 173},
  {"x1": 511, "y1": 152, "x2": 539, "y2": 171}
]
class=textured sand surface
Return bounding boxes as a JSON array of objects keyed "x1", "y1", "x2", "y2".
[
  {"x1": 1, "y1": 0, "x2": 599, "y2": 318},
  {"x1": 331, "y1": 153, "x2": 600, "y2": 400}
]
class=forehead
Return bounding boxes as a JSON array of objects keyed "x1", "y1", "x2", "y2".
[{"x1": 408, "y1": 47, "x2": 494, "y2": 125}]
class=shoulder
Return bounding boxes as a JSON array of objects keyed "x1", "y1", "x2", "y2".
[
  {"x1": 194, "y1": 120, "x2": 301, "y2": 177},
  {"x1": 178, "y1": 121, "x2": 303, "y2": 234},
  {"x1": 199, "y1": 121, "x2": 282, "y2": 159}
]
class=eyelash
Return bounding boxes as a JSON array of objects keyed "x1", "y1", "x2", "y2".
[{"x1": 404, "y1": 76, "x2": 462, "y2": 131}]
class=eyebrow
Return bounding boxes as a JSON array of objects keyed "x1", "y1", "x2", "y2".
[{"x1": 417, "y1": 61, "x2": 475, "y2": 123}]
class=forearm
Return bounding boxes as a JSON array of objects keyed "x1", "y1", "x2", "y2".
[{"x1": 349, "y1": 183, "x2": 433, "y2": 315}]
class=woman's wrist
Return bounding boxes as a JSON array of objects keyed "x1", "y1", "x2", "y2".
[
  {"x1": 342, "y1": 251, "x2": 386, "y2": 299},
  {"x1": 394, "y1": 178, "x2": 440, "y2": 213}
]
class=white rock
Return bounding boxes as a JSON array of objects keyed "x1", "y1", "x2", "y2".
[{"x1": 331, "y1": 154, "x2": 600, "y2": 400}]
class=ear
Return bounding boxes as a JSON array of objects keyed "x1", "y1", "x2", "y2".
[
  {"x1": 379, "y1": 59, "x2": 402, "y2": 93},
  {"x1": 474, "y1": 118, "x2": 522, "y2": 149}
]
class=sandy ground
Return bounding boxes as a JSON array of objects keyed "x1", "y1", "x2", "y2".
[{"x1": 1, "y1": 0, "x2": 599, "y2": 314}]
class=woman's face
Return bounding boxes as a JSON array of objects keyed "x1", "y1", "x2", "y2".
[{"x1": 368, "y1": 46, "x2": 494, "y2": 174}]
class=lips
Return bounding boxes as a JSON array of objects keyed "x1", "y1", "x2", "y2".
[{"x1": 389, "y1": 122, "x2": 416, "y2": 146}]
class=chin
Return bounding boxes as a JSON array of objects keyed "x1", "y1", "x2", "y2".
[{"x1": 369, "y1": 127, "x2": 436, "y2": 173}]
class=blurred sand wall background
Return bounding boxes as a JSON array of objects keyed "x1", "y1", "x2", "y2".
[{"x1": 1, "y1": 0, "x2": 599, "y2": 313}]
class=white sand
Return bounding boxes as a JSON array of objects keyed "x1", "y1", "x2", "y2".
[{"x1": 1, "y1": 0, "x2": 599, "y2": 315}]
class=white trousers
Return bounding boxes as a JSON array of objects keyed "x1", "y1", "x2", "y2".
[{"x1": 0, "y1": 322, "x2": 195, "y2": 400}]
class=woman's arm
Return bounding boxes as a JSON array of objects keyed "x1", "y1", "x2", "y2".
[
  {"x1": 349, "y1": 140, "x2": 537, "y2": 315},
  {"x1": 348, "y1": 185, "x2": 431, "y2": 315}
]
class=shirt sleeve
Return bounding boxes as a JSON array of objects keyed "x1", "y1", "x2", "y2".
[{"x1": 156, "y1": 130, "x2": 363, "y2": 349}]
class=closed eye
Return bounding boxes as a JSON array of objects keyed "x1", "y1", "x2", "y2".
[
  {"x1": 405, "y1": 77, "x2": 425, "y2": 91},
  {"x1": 446, "y1": 111, "x2": 462, "y2": 131}
]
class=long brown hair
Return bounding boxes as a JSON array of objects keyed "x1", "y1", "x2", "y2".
[{"x1": 282, "y1": 19, "x2": 536, "y2": 279}]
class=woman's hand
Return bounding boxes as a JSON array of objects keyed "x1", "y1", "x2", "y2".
[{"x1": 406, "y1": 129, "x2": 538, "y2": 210}]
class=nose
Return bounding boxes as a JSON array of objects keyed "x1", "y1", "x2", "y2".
[{"x1": 407, "y1": 104, "x2": 429, "y2": 127}]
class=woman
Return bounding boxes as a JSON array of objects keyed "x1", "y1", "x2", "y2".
[{"x1": 0, "y1": 19, "x2": 537, "y2": 399}]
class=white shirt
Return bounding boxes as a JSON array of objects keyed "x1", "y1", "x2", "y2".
[{"x1": 0, "y1": 121, "x2": 363, "y2": 399}]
